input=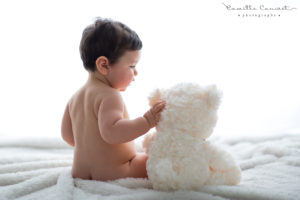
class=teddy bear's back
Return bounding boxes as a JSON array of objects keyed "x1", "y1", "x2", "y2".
[{"x1": 149, "y1": 127, "x2": 207, "y2": 155}]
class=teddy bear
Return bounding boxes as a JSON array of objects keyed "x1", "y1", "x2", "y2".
[{"x1": 143, "y1": 83, "x2": 241, "y2": 191}]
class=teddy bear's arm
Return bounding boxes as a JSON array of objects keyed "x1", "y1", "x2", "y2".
[{"x1": 142, "y1": 131, "x2": 156, "y2": 153}]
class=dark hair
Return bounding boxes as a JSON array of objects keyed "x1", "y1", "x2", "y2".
[{"x1": 79, "y1": 18, "x2": 143, "y2": 71}]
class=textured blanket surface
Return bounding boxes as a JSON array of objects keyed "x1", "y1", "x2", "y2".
[{"x1": 0, "y1": 133, "x2": 300, "y2": 200}]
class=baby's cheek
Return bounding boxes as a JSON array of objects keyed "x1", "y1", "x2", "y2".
[
  {"x1": 117, "y1": 73, "x2": 132, "y2": 89},
  {"x1": 125, "y1": 72, "x2": 134, "y2": 83}
]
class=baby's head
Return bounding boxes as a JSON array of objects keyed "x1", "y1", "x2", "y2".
[{"x1": 79, "y1": 18, "x2": 142, "y2": 72}]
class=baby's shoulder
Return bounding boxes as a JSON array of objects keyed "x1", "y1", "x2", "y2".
[
  {"x1": 100, "y1": 88, "x2": 124, "y2": 105},
  {"x1": 86, "y1": 84, "x2": 124, "y2": 110}
]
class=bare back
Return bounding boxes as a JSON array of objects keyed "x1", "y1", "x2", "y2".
[{"x1": 68, "y1": 77, "x2": 136, "y2": 180}]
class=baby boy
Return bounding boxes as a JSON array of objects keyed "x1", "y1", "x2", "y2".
[{"x1": 61, "y1": 18, "x2": 165, "y2": 181}]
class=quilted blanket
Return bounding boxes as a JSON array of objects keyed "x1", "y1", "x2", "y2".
[{"x1": 0, "y1": 133, "x2": 299, "y2": 200}]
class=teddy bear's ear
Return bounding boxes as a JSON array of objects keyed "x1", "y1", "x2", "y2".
[
  {"x1": 148, "y1": 88, "x2": 163, "y2": 106},
  {"x1": 206, "y1": 85, "x2": 222, "y2": 109}
]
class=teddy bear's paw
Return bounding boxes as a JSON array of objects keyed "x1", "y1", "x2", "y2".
[
  {"x1": 208, "y1": 165, "x2": 241, "y2": 185},
  {"x1": 142, "y1": 132, "x2": 156, "y2": 153},
  {"x1": 148, "y1": 89, "x2": 165, "y2": 106},
  {"x1": 226, "y1": 166, "x2": 242, "y2": 185}
]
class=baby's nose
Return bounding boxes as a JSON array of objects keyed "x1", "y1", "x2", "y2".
[{"x1": 134, "y1": 69, "x2": 138, "y2": 76}]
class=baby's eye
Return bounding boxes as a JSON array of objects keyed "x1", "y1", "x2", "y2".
[{"x1": 129, "y1": 66, "x2": 136, "y2": 69}]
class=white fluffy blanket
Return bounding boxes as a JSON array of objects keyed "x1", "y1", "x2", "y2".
[{"x1": 0, "y1": 133, "x2": 300, "y2": 200}]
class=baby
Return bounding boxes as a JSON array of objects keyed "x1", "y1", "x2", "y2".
[{"x1": 61, "y1": 18, "x2": 165, "y2": 181}]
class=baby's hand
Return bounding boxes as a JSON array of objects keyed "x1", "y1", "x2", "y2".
[{"x1": 143, "y1": 101, "x2": 166, "y2": 128}]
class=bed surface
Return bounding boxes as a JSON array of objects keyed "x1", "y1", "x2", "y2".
[{"x1": 0, "y1": 133, "x2": 299, "y2": 200}]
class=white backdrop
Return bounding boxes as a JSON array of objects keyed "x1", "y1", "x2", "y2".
[{"x1": 0, "y1": 0, "x2": 299, "y2": 140}]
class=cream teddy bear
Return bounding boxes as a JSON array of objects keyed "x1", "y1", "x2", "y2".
[{"x1": 143, "y1": 83, "x2": 241, "y2": 191}]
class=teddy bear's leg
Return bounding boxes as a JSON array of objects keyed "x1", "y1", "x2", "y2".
[{"x1": 206, "y1": 144, "x2": 241, "y2": 185}]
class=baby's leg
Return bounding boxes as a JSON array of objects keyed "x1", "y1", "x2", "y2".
[{"x1": 128, "y1": 152, "x2": 148, "y2": 178}]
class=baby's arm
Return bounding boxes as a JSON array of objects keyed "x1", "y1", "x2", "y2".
[
  {"x1": 61, "y1": 104, "x2": 75, "y2": 147},
  {"x1": 99, "y1": 92, "x2": 165, "y2": 144}
]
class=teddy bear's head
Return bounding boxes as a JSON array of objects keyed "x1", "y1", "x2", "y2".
[{"x1": 149, "y1": 83, "x2": 222, "y2": 140}]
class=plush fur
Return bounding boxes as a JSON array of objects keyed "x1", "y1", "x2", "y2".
[{"x1": 143, "y1": 83, "x2": 241, "y2": 191}]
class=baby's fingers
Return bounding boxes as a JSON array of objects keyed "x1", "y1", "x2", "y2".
[{"x1": 152, "y1": 101, "x2": 166, "y2": 113}]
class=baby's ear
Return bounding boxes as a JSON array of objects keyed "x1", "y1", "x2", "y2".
[
  {"x1": 96, "y1": 56, "x2": 110, "y2": 75},
  {"x1": 148, "y1": 88, "x2": 163, "y2": 106}
]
